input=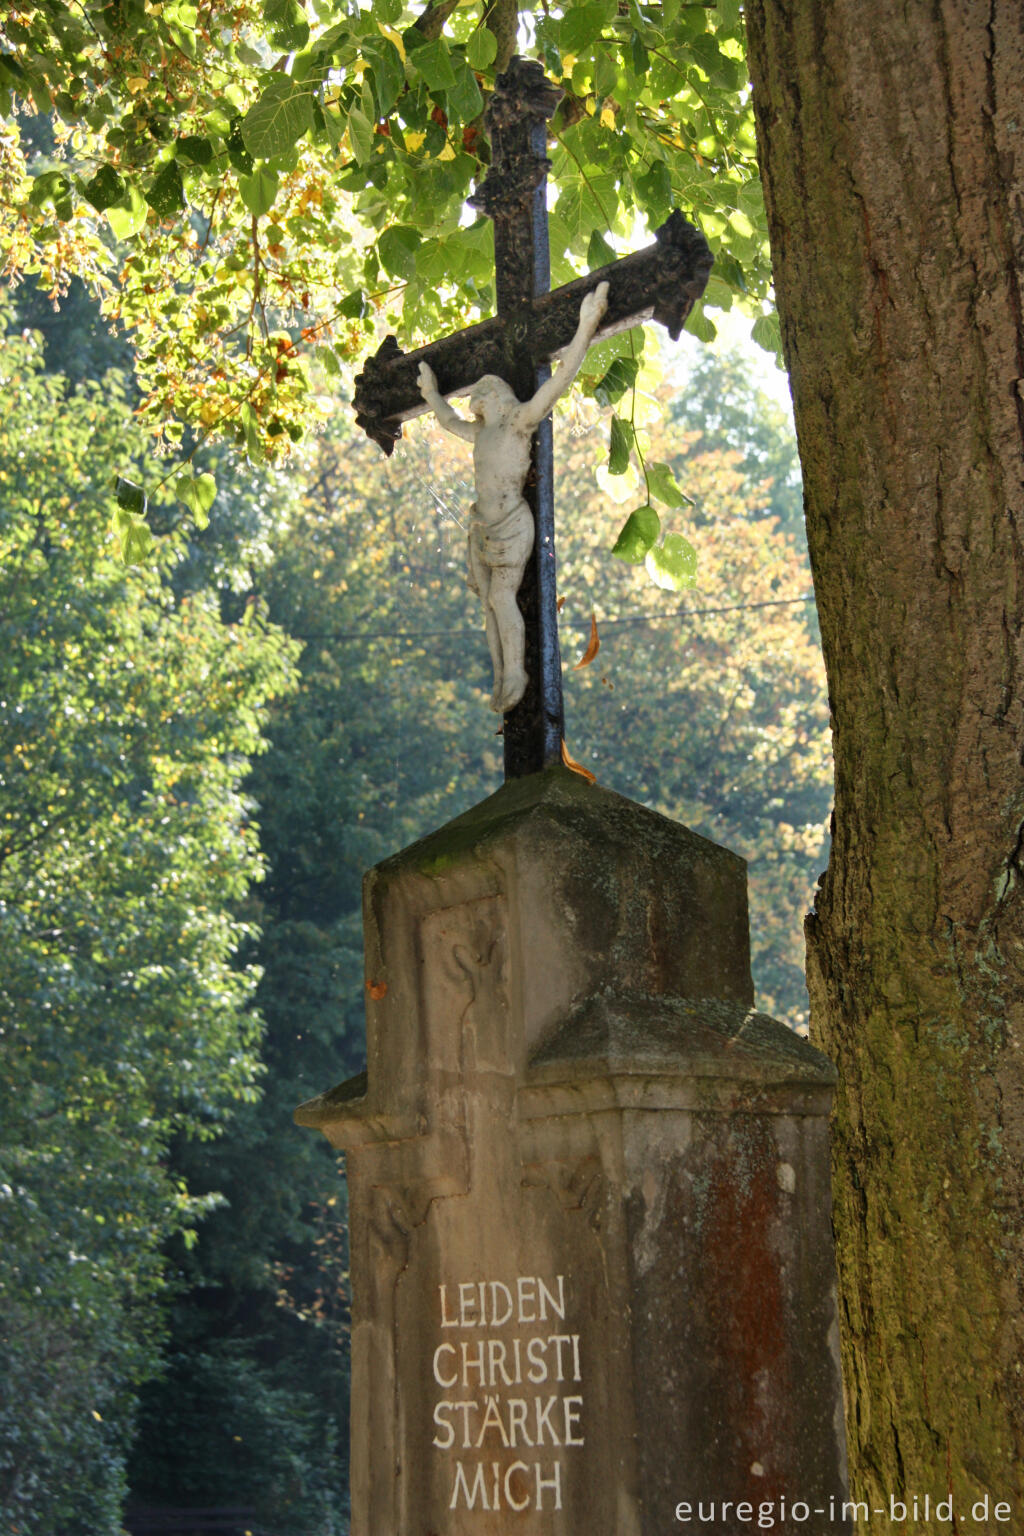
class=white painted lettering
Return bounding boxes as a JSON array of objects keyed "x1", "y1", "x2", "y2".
[
  {"x1": 504, "y1": 1461, "x2": 531, "y2": 1511},
  {"x1": 526, "y1": 1336, "x2": 547, "y2": 1384},
  {"x1": 475, "y1": 1396, "x2": 511, "y2": 1449},
  {"x1": 434, "y1": 1273, "x2": 583, "y2": 1515},
  {"x1": 535, "y1": 1460, "x2": 563, "y2": 1511},
  {"x1": 432, "y1": 1343, "x2": 457, "y2": 1388},
  {"x1": 489, "y1": 1280, "x2": 513, "y2": 1326},
  {"x1": 563, "y1": 1394, "x2": 584, "y2": 1445},
  {"x1": 461, "y1": 1340, "x2": 486, "y2": 1387},
  {"x1": 450, "y1": 1461, "x2": 489, "y2": 1510},
  {"x1": 507, "y1": 1398, "x2": 533, "y2": 1448},
  {"x1": 487, "y1": 1338, "x2": 515, "y2": 1386},
  {"x1": 439, "y1": 1284, "x2": 457, "y2": 1328},
  {"x1": 537, "y1": 1274, "x2": 566, "y2": 1321},
  {"x1": 534, "y1": 1394, "x2": 561, "y2": 1446},
  {"x1": 550, "y1": 1334, "x2": 573, "y2": 1382},
  {"x1": 452, "y1": 1400, "x2": 474, "y2": 1448},
  {"x1": 458, "y1": 1281, "x2": 478, "y2": 1326},
  {"x1": 432, "y1": 1402, "x2": 455, "y2": 1450}
]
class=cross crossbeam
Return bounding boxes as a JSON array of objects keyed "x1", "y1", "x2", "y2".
[
  {"x1": 353, "y1": 214, "x2": 713, "y2": 454},
  {"x1": 351, "y1": 58, "x2": 712, "y2": 779}
]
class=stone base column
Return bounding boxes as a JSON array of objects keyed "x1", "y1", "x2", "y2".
[{"x1": 297, "y1": 766, "x2": 850, "y2": 1535}]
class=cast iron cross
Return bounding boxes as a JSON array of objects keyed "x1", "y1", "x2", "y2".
[{"x1": 353, "y1": 57, "x2": 712, "y2": 780}]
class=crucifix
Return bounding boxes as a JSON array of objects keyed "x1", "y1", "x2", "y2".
[{"x1": 352, "y1": 57, "x2": 712, "y2": 779}]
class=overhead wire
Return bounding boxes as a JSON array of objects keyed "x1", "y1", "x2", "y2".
[{"x1": 288, "y1": 594, "x2": 815, "y2": 645}]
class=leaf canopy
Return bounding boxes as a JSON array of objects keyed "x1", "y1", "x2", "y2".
[{"x1": 0, "y1": 0, "x2": 772, "y2": 468}]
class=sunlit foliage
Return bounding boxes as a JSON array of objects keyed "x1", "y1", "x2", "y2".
[{"x1": 0, "y1": 0, "x2": 773, "y2": 483}]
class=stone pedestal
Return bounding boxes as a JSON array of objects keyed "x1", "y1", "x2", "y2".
[{"x1": 296, "y1": 767, "x2": 850, "y2": 1535}]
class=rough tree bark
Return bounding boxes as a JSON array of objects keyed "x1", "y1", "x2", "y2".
[{"x1": 745, "y1": 2, "x2": 1024, "y2": 1520}]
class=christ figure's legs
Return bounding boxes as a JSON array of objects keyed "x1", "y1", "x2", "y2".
[
  {"x1": 468, "y1": 504, "x2": 532, "y2": 713},
  {"x1": 487, "y1": 564, "x2": 528, "y2": 712},
  {"x1": 468, "y1": 533, "x2": 505, "y2": 709}
]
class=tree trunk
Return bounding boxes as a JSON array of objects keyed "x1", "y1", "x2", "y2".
[{"x1": 745, "y1": 1, "x2": 1024, "y2": 1520}]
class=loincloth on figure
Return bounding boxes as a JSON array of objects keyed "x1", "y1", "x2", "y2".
[{"x1": 467, "y1": 500, "x2": 534, "y2": 592}]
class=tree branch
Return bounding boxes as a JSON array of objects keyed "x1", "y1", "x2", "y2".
[
  {"x1": 482, "y1": 0, "x2": 518, "y2": 73},
  {"x1": 413, "y1": 0, "x2": 462, "y2": 40}
]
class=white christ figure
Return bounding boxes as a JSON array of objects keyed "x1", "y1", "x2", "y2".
[{"x1": 417, "y1": 280, "x2": 609, "y2": 714}]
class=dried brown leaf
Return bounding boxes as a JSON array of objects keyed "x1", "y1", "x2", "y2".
[
  {"x1": 574, "y1": 612, "x2": 600, "y2": 670},
  {"x1": 560, "y1": 738, "x2": 596, "y2": 784}
]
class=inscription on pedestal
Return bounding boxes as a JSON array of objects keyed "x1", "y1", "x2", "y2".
[{"x1": 430, "y1": 1273, "x2": 584, "y2": 1513}]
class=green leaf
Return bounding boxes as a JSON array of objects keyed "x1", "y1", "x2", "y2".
[
  {"x1": 611, "y1": 505, "x2": 660, "y2": 564},
  {"x1": 227, "y1": 114, "x2": 254, "y2": 175},
  {"x1": 115, "y1": 477, "x2": 147, "y2": 516},
  {"x1": 175, "y1": 472, "x2": 217, "y2": 528},
  {"x1": 412, "y1": 38, "x2": 456, "y2": 90},
  {"x1": 242, "y1": 78, "x2": 315, "y2": 160},
  {"x1": 377, "y1": 224, "x2": 421, "y2": 279},
  {"x1": 716, "y1": 252, "x2": 747, "y2": 295},
  {"x1": 177, "y1": 134, "x2": 214, "y2": 166},
  {"x1": 376, "y1": 0, "x2": 403, "y2": 20},
  {"x1": 317, "y1": 101, "x2": 346, "y2": 149},
  {"x1": 238, "y1": 165, "x2": 280, "y2": 218},
  {"x1": 105, "y1": 183, "x2": 148, "y2": 240},
  {"x1": 633, "y1": 158, "x2": 672, "y2": 221},
  {"x1": 113, "y1": 481, "x2": 153, "y2": 564},
  {"x1": 240, "y1": 402, "x2": 266, "y2": 465},
  {"x1": 29, "y1": 170, "x2": 73, "y2": 221},
  {"x1": 559, "y1": 4, "x2": 607, "y2": 54},
  {"x1": 446, "y1": 61, "x2": 483, "y2": 124},
  {"x1": 703, "y1": 275, "x2": 734, "y2": 311},
  {"x1": 593, "y1": 46, "x2": 618, "y2": 98},
  {"x1": 608, "y1": 414, "x2": 633, "y2": 475},
  {"x1": 315, "y1": 344, "x2": 341, "y2": 376},
  {"x1": 593, "y1": 355, "x2": 639, "y2": 407},
  {"x1": 555, "y1": 176, "x2": 617, "y2": 253},
  {"x1": 82, "y1": 165, "x2": 126, "y2": 213},
  {"x1": 587, "y1": 228, "x2": 616, "y2": 269},
  {"x1": 645, "y1": 532, "x2": 698, "y2": 590},
  {"x1": 113, "y1": 507, "x2": 154, "y2": 564},
  {"x1": 738, "y1": 177, "x2": 764, "y2": 214},
  {"x1": 629, "y1": 30, "x2": 650, "y2": 77},
  {"x1": 466, "y1": 27, "x2": 498, "y2": 69},
  {"x1": 414, "y1": 235, "x2": 449, "y2": 286},
  {"x1": 145, "y1": 160, "x2": 184, "y2": 219},
  {"x1": 645, "y1": 460, "x2": 691, "y2": 508},
  {"x1": 752, "y1": 311, "x2": 783, "y2": 357},
  {"x1": 364, "y1": 39, "x2": 405, "y2": 116},
  {"x1": 686, "y1": 303, "x2": 718, "y2": 343},
  {"x1": 264, "y1": 0, "x2": 310, "y2": 51},
  {"x1": 338, "y1": 289, "x2": 366, "y2": 318},
  {"x1": 346, "y1": 105, "x2": 375, "y2": 165}
]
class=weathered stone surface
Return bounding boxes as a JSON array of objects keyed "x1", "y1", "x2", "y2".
[{"x1": 297, "y1": 767, "x2": 850, "y2": 1533}]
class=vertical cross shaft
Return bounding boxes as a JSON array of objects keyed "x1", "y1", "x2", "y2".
[{"x1": 471, "y1": 62, "x2": 564, "y2": 779}]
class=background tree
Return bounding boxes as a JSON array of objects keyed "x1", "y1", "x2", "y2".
[
  {"x1": 746, "y1": 0, "x2": 1024, "y2": 1513},
  {"x1": 0, "y1": 323, "x2": 296, "y2": 1536}
]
